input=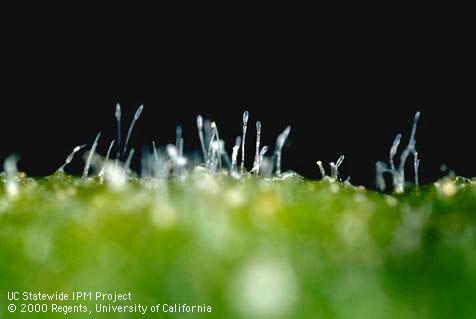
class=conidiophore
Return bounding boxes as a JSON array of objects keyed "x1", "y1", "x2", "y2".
[
  {"x1": 4, "y1": 154, "x2": 19, "y2": 198},
  {"x1": 14, "y1": 106, "x2": 299, "y2": 182},
  {"x1": 231, "y1": 136, "x2": 241, "y2": 177},
  {"x1": 257, "y1": 145, "x2": 268, "y2": 175},
  {"x1": 252, "y1": 121, "x2": 262, "y2": 173},
  {"x1": 176, "y1": 126, "x2": 183, "y2": 157},
  {"x1": 124, "y1": 148, "x2": 135, "y2": 175},
  {"x1": 219, "y1": 140, "x2": 231, "y2": 169},
  {"x1": 99, "y1": 140, "x2": 115, "y2": 177},
  {"x1": 274, "y1": 126, "x2": 291, "y2": 176},
  {"x1": 241, "y1": 111, "x2": 249, "y2": 174},
  {"x1": 196, "y1": 115, "x2": 207, "y2": 162},
  {"x1": 330, "y1": 155, "x2": 345, "y2": 181},
  {"x1": 122, "y1": 105, "x2": 144, "y2": 158},
  {"x1": 316, "y1": 155, "x2": 345, "y2": 182},
  {"x1": 376, "y1": 111, "x2": 421, "y2": 193},
  {"x1": 115, "y1": 103, "x2": 122, "y2": 162},
  {"x1": 83, "y1": 132, "x2": 101, "y2": 178},
  {"x1": 57, "y1": 144, "x2": 87, "y2": 173},
  {"x1": 166, "y1": 144, "x2": 187, "y2": 178},
  {"x1": 206, "y1": 122, "x2": 222, "y2": 172}
]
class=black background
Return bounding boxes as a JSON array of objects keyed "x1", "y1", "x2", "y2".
[{"x1": 1, "y1": 21, "x2": 474, "y2": 187}]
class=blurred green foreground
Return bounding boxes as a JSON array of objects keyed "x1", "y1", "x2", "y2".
[{"x1": 1, "y1": 174, "x2": 476, "y2": 319}]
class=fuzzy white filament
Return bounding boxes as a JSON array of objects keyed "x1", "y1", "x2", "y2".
[
  {"x1": 115, "y1": 103, "x2": 122, "y2": 162},
  {"x1": 166, "y1": 144, "x2": 178, "y2": 161},
  {"x1": 375, "y1": 161, "x2": 388, "y2": 191},
  {"x1": 231, "y1": 136, "x2": 242, "y2": 176},
  {"x1": 105, "y1": 140, "x2": 115, "y2": 162},
  {"x1": 241, "y1": 111, "x2": 249, "y2": 174},
  {"x1": 207, "y1": 122, "x2": 217, "y2": 160},
  {"x1": 206, "y1": 122, "x2": 222, "y2": 171},
  {"x1": 4, "y1": 155, "x2": 19, "y2": 198},
  {"x1": 316, "y1": 161, "x2": 326, "y2": 178},
  {"x1": 83, "y1": 132, "x2": 101, "y2": 178},
  {"x1": 253, "y1": 121, "x2": 262, "y2": 173},
  {"x1": 257, "y1": 145, "x2": 268, "y2": 175},
  {"x1": 203, "y1": 120, "x2": 213, "y2": 152},
  {"x1": 123, "y1": 105, "x2": 144, "y2": 158},
  {"x1": 336, "y1": 155, "x2": 345, "y2": 168},
  {"x1": 152, "y1": 141, "x2": 160, "y2": 166},
  {"x1": 389, "y1": 134, "x2": 401, "y2": 170},
  {"x1": 398, "y1": 111, "x2": 420, "y2": 187},
  {"x1": 219, "y1": 140, "x2": 231, "y2": 169},
  {"x1": 98, "y1": 140, "x2": 115, "y2": 177},
  {"x1": 414, "y1": 153, "x2": 420, "y2": 186},
  {"x1": 176, "y1": 126, "x2": 183, "y2": 157},
  {"x1": 396, "y1": 111, "x2": 421, "y2": 192},
  {"x1": 103, "y1": 163, "x2": 127, "y2": 190},
  {"x1": 125, "y1": 148, "x2": 135, "y2": 174},
  {"x1": 208, "y1": 140, "x2": 220, "y2": 172},
  {"x1": 167, "y1": 144, "x2": 187, "y2": 176},
  {"x1": 213, "y1": 123, "x2": 221, "y2": 169},
  {"x1": 178, "y1": 137, "x2": 184, "y2": 158},
  {"x1": 57, "y1": 144, "x2": 87, "y2": 173},
  {"x1": 196, "y1": 115, "x2": 207, "y2": 162},
  {"x1": 275, "y1": 126, "x2": 291, "y2": 176},
  {"x1": 331, "y1": 155, "x2": 345, "y2": 180},
  {"x1": 330, "y1": 163, "x2": 337, "y2": 180},
  {"x1": 376, "y1": 111, "x2": 421, "y2": 193},
  {"x1": 151, "y1": 141, "x2": 169, "y2": 179}
]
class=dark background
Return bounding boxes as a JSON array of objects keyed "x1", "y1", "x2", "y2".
[{"x1": 1, "y1": 22, "x2": 474, "y2": 187}]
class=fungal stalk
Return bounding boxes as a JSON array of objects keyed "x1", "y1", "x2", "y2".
[
  {"x1": 124, "y1": 148, "x2": 135, "y2": 174},
  {"x1": 206, "y1": 122, "x2": 222, "y2": 171},
  {"x1": 316, "y1": 155, "x2": 345, "y2": 182},
  {"x1": 152, "y1": 141, "x2": 160, "y2": 167},
  {"x1": 4, "y1": 155, "x2": 19, "y2": 198},
  {"x1": 231, "y1": 136, "x2": 241, "y2": 176},
  {"x1": 208, "y1": 140, "x2": 220, "y2": 173},
  {"x1": 375, "y1": 162, "x2": 388, "y2": 191},
  {"x1": 196, "y1": 115, "x2": 207, "y2": 162},
  {"x1": 103, "y1": 162, "x2": 127, "y2": 190},
  {"x1": 176, "y1": 125, "x2": 183, "y2": 157},
  {"x1": 330, "y1": 155, "x2": 345, "y2": 181},
  {"x1": 253, "y1": 121, "x2": 262, "y2": 172},
  {"x1": 219, "y1": 140, "x2": 231, "y2": 169},
  {"x1": 98, "y1": 140, "x2": 115, "y2": 177},
  {"x1": 213, "y1": 122, "x2": 222, "y2": 169},
  {"x1": 376, "y1": 111, "x2": 421, "y2": 193},
  {"x1": 241, "y1": 111, "x2": 249, "y2": 174},
  {"x1": 414, "y1": 154, "x2": 420, "y2": 186},
  {"x1": 257, "y1": 145, "x2": 268, "y2": 175},
  {"x1": 166, "y1": 144, "x2": 187, "y2": 177},
  {"x1": 274, "y1": 126, "x2": 291, "y2": 176},
  {"x1": 140, "y1": 148, "x2": 152, "y2": 178},
  {"x1": 122, "y1": 105, "x2": 144, "y2": 158},
  {"x1": 82, "y1": 132, "x2": 101, "y2": 178},
  {"x1": 151, "y1": 141, "x2": 167, "y2": 178},
  {"x1": 203, "y1": 120, "x2": 213, "y2": 151},
  {"x1": 115, "y1": 103, "x2": 122, "y2": 162},
  {"x1": 316, "y1": 161, "x2": 326, "y2": 178},
  {"x1": 57, "y1": 144, "x2": 87, "y2": 173}
]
